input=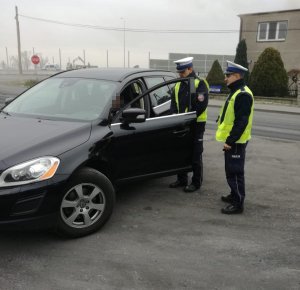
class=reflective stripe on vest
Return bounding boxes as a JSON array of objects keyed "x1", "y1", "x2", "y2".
[
  {"x1": 216, "y1": 86, "x2": 254, "y2": 143},
  {"x1": 174, "y1": 78, "x2": 209, "y2": 122}
]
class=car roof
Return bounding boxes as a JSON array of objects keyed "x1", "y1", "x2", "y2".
[{"x1": 52, "y1": 68, "x2": 176, "y2": 82}]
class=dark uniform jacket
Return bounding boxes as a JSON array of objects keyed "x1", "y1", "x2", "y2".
[
  {"x1": 220, "y1": 78, "x2": 253, "y2": 146},
  {"x1": 170, "y1": 71, "x2": 209, "y2": 131}
]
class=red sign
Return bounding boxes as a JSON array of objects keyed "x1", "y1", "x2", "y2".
[{"x1": 31, "y1": 55, "x2": 40, "y2": 65}]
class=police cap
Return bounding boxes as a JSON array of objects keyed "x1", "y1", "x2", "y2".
[
  {"x1": 225, "y1": 60, "x2": 248, "y2": 75},
  {"x1": 174, "y1": 57, "x2": 194, "y2": 72}
]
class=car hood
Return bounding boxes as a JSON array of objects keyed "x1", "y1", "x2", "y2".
[{"x1": 0, "y1": 115, "x2": 91, "y2": 168}]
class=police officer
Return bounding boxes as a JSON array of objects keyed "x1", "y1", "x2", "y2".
[
  {"x1": 169, "y1": 57, "x2": 209, "y2": 192},
  {"x1": 216, "y1": 61, "x2": 254, "y2": 214}
]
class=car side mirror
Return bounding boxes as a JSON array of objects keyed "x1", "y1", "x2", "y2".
[{"x1": 121, "y1": 108, "x2": 146, "y2": 124}]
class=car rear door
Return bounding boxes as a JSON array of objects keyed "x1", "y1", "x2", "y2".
[{"x1": 108, "y1": 78, "x2": 197, "y2": 182}]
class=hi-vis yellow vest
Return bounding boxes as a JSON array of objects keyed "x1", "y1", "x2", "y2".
[
  {"x1": 175, "y1": 78, "x2": 209, "y2": 122},
  {"x1": 216, "y1": 86, "x2": 254, "y2": 143}
]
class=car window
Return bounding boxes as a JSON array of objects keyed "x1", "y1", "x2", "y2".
[
  {"x1": 109, "y1": 78, "x2": 151, "y2": 123},
  {"x1": 144, "y1": 78, "x2": 190, "y2": 118},
  {"x1": 152, "y1": 85, "x2": 172, "y2": 106},
  {"x1": 145, "y1": 76, "x2": 176, "y2": 107},
  {"x1": 5, "y1": 78, "x2": 118, "y2": 121},
  {"x1": 110, "y1": 80, "x2": 146, "y2": 123},
  {"x1": 144, "y1": 77, "x2": 166, "y2": 107},
  {"x1": 164, "y1": 76, "x2": 175, "y2": 82},
  {"x1": 144, "y1": 77, "x2": 164, "y2": 88},
  {"x1": 13, "y1": 80, "x2": 61, "y2": 111},
  {"x1": 164, "y1": 76, "x2": 176, "y2": 96},
  {"x1": 147, "y1": 84, "x2": 173, "y2": 117},
  {"x1": 119, "y1": 81, "x2": 144, "y2": 109}
]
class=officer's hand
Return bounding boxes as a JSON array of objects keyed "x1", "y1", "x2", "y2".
[{"x1": 223, "y1": 143, "x2": 232, "y2": 151}]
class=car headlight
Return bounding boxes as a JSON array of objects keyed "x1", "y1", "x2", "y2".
[{"x1": 0, "y1": 157, "x2": 60, "y2": 187}]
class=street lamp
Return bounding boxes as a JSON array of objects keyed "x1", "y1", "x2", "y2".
[{"x1": 121, "y1": 17, "x2": 125, "y2": 68}]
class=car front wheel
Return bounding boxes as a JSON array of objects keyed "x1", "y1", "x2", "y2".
[{"x1": 56, "y1": 167, "x2": 115, "y2": 238}]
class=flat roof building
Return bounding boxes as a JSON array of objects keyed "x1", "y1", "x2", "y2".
[{"x1": 150, "y1": 53, "x2": 234, "y2": 77}]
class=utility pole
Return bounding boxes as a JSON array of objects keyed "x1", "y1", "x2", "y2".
[
  {"x1": 107, "y1": 50, "x2": 109, "y2": 68},
  {"x1": 297, "y1": 78, "x2": 300, "y2": 105},
  {"x1": 128, "y1": 51, "x2": 130, "y2": 68},
  {"x1": 32, "y1": 47, "x2": 36, "y2": 72},
  {"x1": 204, "y1": 54, "x2": 207, "y2": 76},
  {"x1": 121, "y1": 18, "x2": 125, "y2": 68},
  {"x1": 5, "y1": 47, "x2": 9, "y2": 69},
  {"x1": 15, "y1": 6, "x2": 22, "y2": 74},
  {"x1": 59, "y1": 48, "x2": 62, "y2": 69}
]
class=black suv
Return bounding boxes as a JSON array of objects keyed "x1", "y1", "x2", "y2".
[{"x1": 0, "y1": 68, "x2": 199, "y2": 237}]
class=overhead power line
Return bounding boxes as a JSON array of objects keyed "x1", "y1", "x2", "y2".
[{"x1": 19, "y1": 14, "x2": 239, "y2": 34}]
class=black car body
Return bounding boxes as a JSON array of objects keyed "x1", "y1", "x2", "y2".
[{"x1": 0, "y1": 68, "x2": 198, "y2": 237}]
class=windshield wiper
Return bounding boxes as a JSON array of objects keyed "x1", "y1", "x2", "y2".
[{"x1": 0, "y1": 110, "x2": 11, "y2": 116}]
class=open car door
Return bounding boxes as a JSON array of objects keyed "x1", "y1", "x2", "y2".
[{"x1": 109, "y1": 77, "x2": 197, "y2": 183}]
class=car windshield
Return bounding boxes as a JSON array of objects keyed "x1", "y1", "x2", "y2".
[{"x1": 4, "y1": 77, "x2": 118, "y2": 121}]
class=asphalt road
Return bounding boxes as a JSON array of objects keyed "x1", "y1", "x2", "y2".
[
  {"x1": 0, "y1": 130, "x2": 299, "y2": 290},
  {"x1": 0, "y1": 75, "x2": 299, "y2": 289},
  {"x1": 207, "y1": 106, "x2": 300, "y2": 141}
]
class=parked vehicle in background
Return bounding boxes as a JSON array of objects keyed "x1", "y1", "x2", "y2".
[
  {"x1": 0, "y1": 68, "x2": 199, "y2": 238},
  {"x1": 42, "y1": 64, "x2": 60, "y2": 71}
]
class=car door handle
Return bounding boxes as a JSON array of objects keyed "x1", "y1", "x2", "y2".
[{"x1": 173, "y1": 128, "x2": 190, "y2": 136}]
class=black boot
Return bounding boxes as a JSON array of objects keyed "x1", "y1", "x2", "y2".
[
  {"x1": 169, "y1": 180, "x2": 187, "y2": 188},
  {"x1": 221, "y1": 204, "x2": 244, "y2": 214},
  {"x1": 221, "y1": 194, "x2": 234, "y2": 203},
  {"x1": 184, "y1": 183, "x2": 200, "y2": 193}
]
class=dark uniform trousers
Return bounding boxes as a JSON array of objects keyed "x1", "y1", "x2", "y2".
[
  {"x1": 224, "y1": 143, "x2": 247, "y2": 206},
  {"x1": 178, "y1": 124, "x2": 204, "y2": 188}
]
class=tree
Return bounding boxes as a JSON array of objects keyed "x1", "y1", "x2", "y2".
[
  {"x1": 234, "y1": 39, "x2": 249, "y2": 83},
  {"x1": 206, "y1": 60, "x2": 227, "y2": 93},
  {"x1": 249, "y1": 47, "x2": 288, "y2": 97}
]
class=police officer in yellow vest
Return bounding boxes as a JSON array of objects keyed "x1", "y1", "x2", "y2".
[
  {"x1": 169, "y1": 57, "x2": 209, "y2": 192},
  {"x1": 216, "y1": 61, "x2": 254, "y2": 214}
]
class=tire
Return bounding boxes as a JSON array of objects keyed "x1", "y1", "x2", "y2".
[{"x1": 56, "y1": 167, "x2": 115, "y2": 238}]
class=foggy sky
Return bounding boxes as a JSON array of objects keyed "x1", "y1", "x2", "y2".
[{"x1": 1, "y1": 0, "x2": 299, "y2": 68}]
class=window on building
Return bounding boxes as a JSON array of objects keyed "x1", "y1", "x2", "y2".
[{"x1": 257, "y1": 21, "x2": 288, "y2": 41}]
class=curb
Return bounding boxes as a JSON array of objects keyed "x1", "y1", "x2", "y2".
[{"x1": 208, "y1": 103, "x2": 300, "y2": 115}]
